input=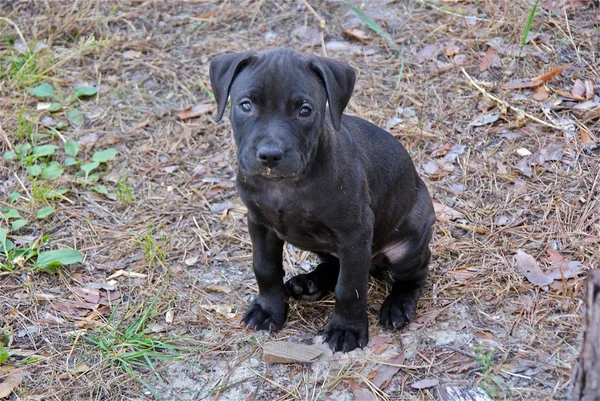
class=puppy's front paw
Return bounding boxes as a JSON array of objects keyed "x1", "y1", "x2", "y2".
[
  {"x1": 379, "y1": 292, "x2": 418, "y2": 329},
  {"x1": 242, "y1": 297, "x2": 288, "y2": 332},
  {"x1": 323, "y1": 316, "x2": 368, "y2": 353}
]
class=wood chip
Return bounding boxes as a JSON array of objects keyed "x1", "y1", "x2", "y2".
[
  {"x1": 262, "y1": 341, "x2": 324, "y2": 364},
  {"x1": 439, "y1": 386, "x2": 493, "y2": 401}
]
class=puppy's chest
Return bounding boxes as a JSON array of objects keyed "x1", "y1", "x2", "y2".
[{"x1": 244, "y1": 189, "x2": 336, "y2": 251}]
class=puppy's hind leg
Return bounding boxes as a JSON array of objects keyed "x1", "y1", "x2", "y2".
[
  {"x1": 379, "y1": 228, "x2": 432, "y2": 330},
  {"x1": 286, "y1": 253, "x2": 339, "y2": 301}
]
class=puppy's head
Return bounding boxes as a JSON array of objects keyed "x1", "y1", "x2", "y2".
[{"x1": 209, "y1": 49, "x2": 355, "y2": 180}]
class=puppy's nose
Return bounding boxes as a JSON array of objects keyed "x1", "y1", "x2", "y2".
[{"x1": 257, "y1": 145, "x2": 284, "y2": 167}]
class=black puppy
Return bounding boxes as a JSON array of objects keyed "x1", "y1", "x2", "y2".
[{"x1": 209, "y1": 49, "x2": 435, "y2": 353}]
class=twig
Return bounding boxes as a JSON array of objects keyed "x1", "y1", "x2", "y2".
[
  {"x1": 0, "y1": 124, "x2": 14, "y2": 151},
  {"x1": 0, "y1": 17, "x2": 28, "y2": 50},
  {"x1": 460, "y1": 68, "x2": 561, "y2": 130},
  {"x1": 414, "y1": 0, "x2": 490, "y2": 22}
]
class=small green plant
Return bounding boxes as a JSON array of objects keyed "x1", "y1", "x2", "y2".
[
  {"x1": 85, "y1": 277, "x2": 198, "y2": 398},
  {"x1": 471, "y1": 344, "x2": 511, "y2": 398},
  {"x1": 1, "y1": 200, "x2": 81, "y2": 272},
  {"x1": 0, "y1": 329, "x2": 12, "y2": 365},
  {"x1": 116, "y1": 176, "x2": 135, "y2": 203},
  {"x1": 519, "y1": 0, "x2": 540, "y2": 57},
  {"x1": 137, "y1": 226, "x2": 168, "y2": 266}
]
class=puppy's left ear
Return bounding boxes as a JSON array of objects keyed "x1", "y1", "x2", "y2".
[
  {"x1": 209, "y1": 51, "x2": 257, "y2": 122},
  {"x1": 309, "y1": 55, "x2": 356, "y2": 131}
]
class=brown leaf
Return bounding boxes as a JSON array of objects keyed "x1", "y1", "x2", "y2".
[
  {"x1": 580, "y1": 128, "x2": 594, "y2": 145},
  {"x1": 478, "y1": 47, "x2": 495, "y2": 72},
  {"x1": 572, "y1": 79, "x2": 586, "y2": 98},
  {"x1": 71, "y1": 287, "x2": 100, "y2": 304},
  {"x1": 371, "y1": 354, "x2": 405, "y2": 390},
  {"x1": 204, "y1": 284, "x2": 232, "y2": 293},
  {"x1": 546, "y1": 246, "x2": 567, "y2": 263},
  {"x1": 444, "y1": 44, "x2": 461, "y2": 57},
  {"x1": 176, "y1": 103, "x2": 215, "y2": 120},
  {"x1": 532, "y1": 85, "x2": 549, "y2": 101},
  {"x1": 342, "y1": 29, "x2": 369, "y2": 42},
  {"x1": 262, "y1": 341, "x2": 324, "y2": 364},
  {"x1": 411, "y1": 377, "x2": 439, "y2": 389},
  {"x1": 422, "y1": 159, "x2": 439, "y2": 175},
  {"x1": 514, "y1": 250, "x2": 553, "y2": 286},
  {"x1": 200, "y1": 303, "x2": 236, "y2": 319},
  {"x1": 415, "y1": 44, "x2": 442, "y2": 64},
  {"x1": 469, "y1": 112, "x2": 500, "y2": 127},
  {"x1": 433, "y1": 201, "x2": 464, "y2": 222},
  {"x1": 349, "y1": 378, "x2": 377, "y2": 401},
  {"x1": 292, "y1": 26, "x2": 321, "y2": 48},
  {"x1": 554, "y1": 89, "x2": 586, "y2": 101},
  {"x1": 538, "y1": 143, "x2": 563, "y2": 163},
  {"x1": 0, "y1": 368, "x2": 23, "y2": 398},
  {"x1": 534, "y1": 63, "x2": 573, "y2": 83},
  {"x1": 58, "y1": 363, "x2": 90, "y2": 380},
  {"x1": 547, "y1": 261, "x2": 585, "y2": 280}
]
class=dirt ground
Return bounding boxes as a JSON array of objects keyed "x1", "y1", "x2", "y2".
[{"x1": 1, "y1": 1, "x2": 599, "y2": 400}]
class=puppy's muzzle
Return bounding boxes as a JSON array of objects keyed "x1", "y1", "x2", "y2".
[{"x1": 256, "y1": 142, "x2": 284, "y2": 168}]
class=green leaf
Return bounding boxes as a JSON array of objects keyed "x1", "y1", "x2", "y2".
[
  {"x1": 3, "y1": 151, "x2": 16, "y2": 160},
  {"x1": 41, "y1": 162, "x2": 64, "y2": 179},
  {"x1": 1, "y1": 208, "x2": 20, "y2": 219},
  {"x1": 8, "y1": 193, "x2": 21, "y2": 203},
  {"x1": 65, "y1": 139, "x2": 81, "y2": 157},
  {"x1": 67, "y1": 109, "x2": 84, "y2": 126},
  {"x1": 72, "y1": 86, "x2": 98, "y2": 98},
  {"x1": 15, "y1": 143, "x2": 31, "y2": 158},
  {"x1": 11, "y1": 219, "x2": 27, "y2": 231},
  {"x1": 27, "y1": 164, "x2": 42, "y2": 176},
  {"x1": 49, "y1": 102, "x2": 62, "y2": 112},
  {"x1": 0, "y1": 227, "x2": 8, "y2": 243},
  {"x1": 87, "y1": 173, "x2": 100, "y2": 182},
  {"x1": 55, "y1": 121, "x2": 68, "y2": 130},
  {"x1": 36, "y1": 206, "x2": 54, "y2": 219},
  {"x1": 93, "y1": 185, "x2": 108, "y2": 195},
  {"x1": 519, "y1": 0, "x2": 540, "y2": 57},
  {"x1": 0, "y1": 344, "x2": 8, "y2": 365},
  {"x1": 92, "y1": 148, "x2": 117, "y2": 163},
  {"x1": 35, "y1": 248, "x2": 83, "y2": 270},
  {"x1": 32, "y1": 144, "x2": 57, "y2": 159},
  {"x1": 81, "y1": 161, "x2": 100, "y2": 177},
  {"x1": 29, "y1": 83, "x2": 54, "y2": 98},
  {"x1": 64, "y1": 157, "x2": 78, "y2": 167}
]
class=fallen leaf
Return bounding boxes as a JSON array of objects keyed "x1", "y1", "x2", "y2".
[
  {"x1": 411, "y1": 377, "x2": 439, "y2": 389},
  {"x1": 439, "y1": 386, "x2": 493, "y2": 401},
  {"x1": 547, "y1": 261, "x2": 585, "y2": 280},
  {"x1": 433, "y1": 201, "x2": 464, "y2": 222},
  {"x1": 349, "y1": 378, "x2": 377, "y2": 401},
  {"x1": 538, "y1": 143, "x2": 563, "y2": 163},
  {"x1": 534, "y1": 63, "x2": 573, "y2": 83},
  {"x1": 546, "y1": 246, "x2": 566, "y2": 263},
  {"x1": 165, "y1": 309, "x2": 174, "y2": 324},
  {"x1": 444, "y1": 43, "x2": 461, "y2": 57},
  {"x1": 71, "y1": 287, "x2": 100, "y2": 304},
  {"x1": 200, "y1": 303, "x2": 236, "y2": 319},
  {"x1": 555, "y1": 89, "x2": 586, "y2": 101},
  {"x1": 371, "y1": 353, "x2": 405, "y2": 390},
  {"x1": 58, "y1": 363, "x2": 90, "y2": 379},
  {"x1": 177, "y1": 103, "x2": 215, "y2": 120},
  {"x1": 469, "y1": 112, "x2": 500, "y2": 127},
  {"x1": 580, "y1": 128, "x2": 594, "y2": 145},
  {"x1": 572, "y1": 79, "x2": 586, "y2": 98},
  {"x1": 411, "y1": 309, "x2": 441, "y2": 326},
  {"x1": 368, "y1": 335, "x2": 394, "y2": 355},
  {"x1": 533, "y1": 85, "x2": 549, "y2": 101},
  {"x1": 515, "y1": 156, "x2": 534, "y2": 177},
  {"x1": 453, "y1": 54, "x2": 468, "y2": 66},
  {"x1": 514, "y1": 250, "x2": 553, "y2": 286},
  {"x1": 0, "y1": 368, "x2": 23, "y2": 398},
  {"x1": 478, "y1": 47, "x2": 497, "y2": 72},
  {"x1": 106, "y1": 270, "x2": 148, "y2": 280},
  {"x1": 342, "y1": 28, "x2": 369, "y2": 42}
]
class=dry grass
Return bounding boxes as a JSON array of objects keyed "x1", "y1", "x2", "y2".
[{"x1": 1, "y1": 1, "x2": 599, "y2": 400}]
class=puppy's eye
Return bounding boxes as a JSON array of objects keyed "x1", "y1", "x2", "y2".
[
  {"x1": 299, "y1": 106, "x2": 312, "y2": 117},
  {"x1": 240, "y1": 101, "x2": 252, "y2": 112}
]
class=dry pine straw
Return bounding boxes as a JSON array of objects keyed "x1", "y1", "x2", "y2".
[{"x1": 0, "y1": 1, "x2": 599, "y2": 400}]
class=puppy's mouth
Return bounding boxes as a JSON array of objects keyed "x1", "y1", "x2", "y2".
[{"x1": 258, "y1": 168, "x2": 299, "y2": 180}]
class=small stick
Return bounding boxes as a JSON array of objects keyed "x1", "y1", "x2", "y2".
[{"x1": 460, "y1": 68, "x2": 561, "y2": 130}]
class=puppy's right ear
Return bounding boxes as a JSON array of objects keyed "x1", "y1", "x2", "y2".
[{"x1": 209, "y1": 51, "x2": 257, "y2": 122}]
